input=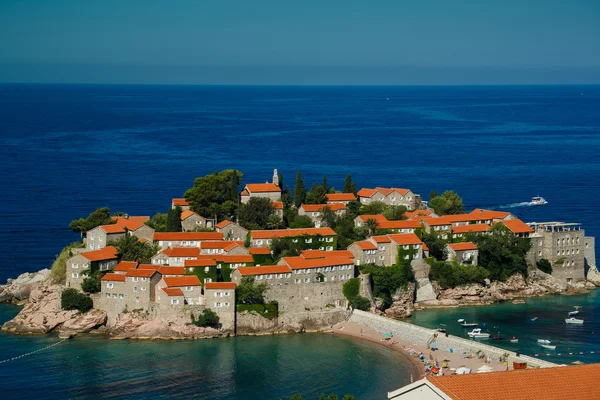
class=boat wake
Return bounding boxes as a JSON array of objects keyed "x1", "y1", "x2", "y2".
[{"x1": 495, "y1": 201, "x2": 536, "y2": 209}]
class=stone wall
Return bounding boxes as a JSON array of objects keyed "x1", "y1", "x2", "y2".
[
  {"x1": 236, "y1": 309, "x2": 349, "y2": 335},
  {"x1": 265, "y1": 281, "x2": 349, "y2": 314},
  {"x1": 348, "y1": 310, "x2": 557, "y2": 368}
]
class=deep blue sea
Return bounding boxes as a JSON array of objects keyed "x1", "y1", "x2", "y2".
[{"x1": 0, "y1": 84, "x2": 599, "y2": 398}]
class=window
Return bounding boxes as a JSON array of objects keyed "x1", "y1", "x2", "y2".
[
  {"x1": 292, "y1": 239, "x2": 299, "y2": 243},
  {"x1": 133, "y1": 287, "x2": 138, "y2": 292},
  {"x1": 141, "y1": 277, "x2": 147, "y2": 282},
  {"x1": 71, "y1": 273, "x2": 79, "y2": 279},
  {"x1": 326, "y1": 237, "x2": 333, "y2": 242},
  {"x1": 287, "y1": 273, "x2": 291, "y2": 278},
  {"x1": 72, "y1": 263, "x2": 78, "y2": 269},
  {"x1": 132, "y1": 277, "x2": 139, "y2": 282},
  {"x1": 403, "y1": 245, "x2": 409, "y2": 250},
  {"x1": 276, "y1": 274, "x2": 282, "y2": 279},
  {"x1": 305, "y1": 238, "x2": 312, "y2": 243},
  {"x1": 267, "y1": 274, "x2": 273, "y2": 280},
  {"x1": 107, "y1": 283, "x2": 114, "y2": 289},
  {"x1": 413, "y1": 245, "x2": 419, "y2": 249},
  {"x1": 295, "y1": 279, "x2": 301, "y2": 284},
  {"x1": 326, "y1": 246, "x2": 333, "y2": 251},
  {"x1": 538, "y1": 250, "x2": 542, "y2": 256},
  {"x1": 119, "y1": 294, "x2": 124, "y2": 299},
  {"x1": 113, "y1": 293, "x2": 117, "y2": 298},
  {"x1": 304, "y1": 278, "x2": 310, "y2": 283},
  {"x1": 215, "y1": 302, "x2": 221, "y2": 308},
  {"x1": 404, "y1": 255, "x2": 410, "y2": 260},
  {"x1": 379, "y1": 256, "x2": 385, "y2": 261},
  {"x1": 186, "y1": 286, "x2": 193, "y2": 291},
  {"x1": 257, "y1": 275, "x2": 263, "y2": 280},
  {"x1": 257, "y1": 240, "x2": 263, "y2": 245},
  {"x1": 204, "y1": 267, "x2": 210, "y2": 273},
  {"x1": 106, "y1": 293, "x2": 110, "y2": 298},
  {"x1": 171, "y1": 299, "x2": 179, "y2": 305},
  {"x1": 331, "y1": 276, "x2": 336, "y2": 281},
  {"x1": 205, "y1": 278, "x2": 212, "y2": 283}
]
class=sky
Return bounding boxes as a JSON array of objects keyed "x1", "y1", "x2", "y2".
[{"x1": 0, "y1": 0, "x2": 599, "y2": 85}]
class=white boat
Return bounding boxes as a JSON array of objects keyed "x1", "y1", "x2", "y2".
[
  {"x1": 457, "y1": 319, "x2": 465, "y2": 323},
  {"x1": 568, "y1": 310, "x2": 579, "y2": 316},
  {"x1": 565, "y1": 317, "x2": 584, "y2": 324},
  {"x1": 537, "y1": 339, "x2": 551, "y2": 344},
  {"x1": 461, "y1": 322, "x2": 478, "y2": 327},
  {"x1": 540, "y1": 344, "x2": 556, "y2": 350},
  {"x1": 531, "y1": 196, "x2": 547, "y2": 205},
  {"x1": 468, "y1": 328, "x2": 490, "y2": 338},
  {"x1": 509, "y1": 337, "x2": 519, "y2": 343}
]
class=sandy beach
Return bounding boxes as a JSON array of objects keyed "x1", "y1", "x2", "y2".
[{"x1": 331, "y1": 321, "x2": 513, "y2": 380}]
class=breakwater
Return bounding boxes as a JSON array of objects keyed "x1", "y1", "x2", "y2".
[{"x1": 348, "y1": 310, "x2": 557, "y2": 368}]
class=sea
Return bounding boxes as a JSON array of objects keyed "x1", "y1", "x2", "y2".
[{"x1": 0, "y1": 84, "x2": 599, "y2": 398}]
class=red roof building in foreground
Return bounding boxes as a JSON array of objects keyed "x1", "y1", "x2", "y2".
[{"x1": 388, "y1": 364, "x2": 600, "y2": 400}]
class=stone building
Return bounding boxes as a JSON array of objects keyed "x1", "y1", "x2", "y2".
[
  {"x1": 98, "y1": 267, "x2": 161, "y2": 313},
  {"x1": 157, "y1": 247, "x2": 200, "y2": 266},
  {"x1": 240, "y1": 183, "x2": 281, "y2": 204},
  {"x1": 357, "y1": 187, "x2": 418, "y2": 210},
  {"x1": 204, "y1": 282, "x2": 236, "y2": 332},
  {"x1": 86, "y1": 216, "x2": 153, "y2": 250},
  {"x1": 200, "y1": 241, "x2": 249, "y2": 256},
  {"x1": 153, "y1": 231, "x2": 223, "y2": 249},
  {"x1": 66, "y1": 246, "x2": 119, "y2": 290},
  {"x1": 279, "y1": 256, "x2": 355, "y2": 284},
  {"x1": 326, "y1": 192, "x2": 357, "y2": 205},
  {"x1": 298, "y1": 203, "x2": 346, "y2": 227},
  {"x1": 419, "y1": 217, "x2": 453, "y2": 239},
  {"x1": 156, "y1": 275, "x2": 203, "y2": 305},
  {"x1": 347, "y1": 233, "x2": 424, "y2": 267},
  {"x1": 231, "y1": 265, "x2": 293, "y2": 285},
  {"x1": 180, "y1": 210, "x2": 215, "y2": 231},
  {"x1": 249, "y1": 227, "x2": 337, "y2": 249},
  {"x1": 353, "y1": 214, "x2": 420, "y2": 233},
  {"x1": 215, "y1": 220, "x2": 248, "y2": 241},
  {"x1": 446, "y1": 242, "x2": 479, "y2": 266},
  {"x1": 171, "y1": 198, "x2": 190, "y2": 210},
  {"x1": 271, "y1": 201, "x2": 284, "y2": 219},
  {"x1": 451, "y1": 224, "x2": 491, "y2": 240}
]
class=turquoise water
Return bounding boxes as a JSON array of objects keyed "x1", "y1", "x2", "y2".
[
  {"x1": 0, "y1": 306, "x2": 415, "y2": 400},
  {"x1": 408, "y1": 289, "x2": 600, "y2": 364}
]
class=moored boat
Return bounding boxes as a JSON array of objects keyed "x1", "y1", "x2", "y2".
[
  {"x1": 493, "y1": 334, "x2": 503, "y2": 340},
  {"x1": 457, "y1": 319, "x2": 465, "y2": 323},
  {"x1": 537, "y1": 339, "x2": 551, "y2": 344},
  {"x1": 568, "y1": 310, "x2": 579, "y2": 316},
  {"x1": 540, "y1": 344, "x2": 556, "y2": 350},
  {"x1": 468, "y1": 328, "x2": 490, "y2": 338},
  {"x1": 461, "y1": 322, "x2": 478, "y2": 327},
  {"x1": 509, "y1": 337, "x2": 518, "y2": 343},
  {"x1": 565, "y1": 317, "x2": 584, "y2": 324}
]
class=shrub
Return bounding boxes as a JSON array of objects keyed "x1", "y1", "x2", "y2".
[
  {"x1": 537, "y1": 259, "x2": 553, "y2": 274},
  {"x1": 236, "y1": 302, "x2": 279, "y2": 320},
  {"x1": 350, "y1": 296, "x2": 371, "y2": 311},
  {"x1": 358, "y1": 264, "x2": 413, "y2": 303},
  {"x1": 342, "y1": 278, "x2": 360, "y2": 300},
  {"x1": 428, "y1": 259, "x2": 490, "y2": 289},
  {"x1": 193, "y1": 309, "x2": 220, "y2": 328},
  {"x1": 81, "y1": 270, "x2": 101, "y2": 293},
  {"x1": 61, "y1": 288, "x2": 93, "y2": 313},
  {"x1": 49, "y1": 242, "x2": 84, "y2": 284}
]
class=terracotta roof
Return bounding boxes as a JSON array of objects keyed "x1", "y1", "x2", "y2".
[
  {"x1": 300, "y1": 203, "x2": 346, "y2": 212},
  {"x1": 201, "y1": 241, "x2": 244, "y2": 250},
  {"x1": 215, "y1": 220, "x2": 232, "y2": 229},
  {"x1": 282, "y1": 256, "x2": 355, "y2": 270},
  {"x1": 251, "y1": 227, "x2": 336, "y2": 240},
  {"x1": 180, "y1": 210, "x2": 198, "y2": 220},
  {"x1": 222, "y1": 255, "x2": 254, "y2": 263},
  {"x1": 452, "y1": 224, "x2": 491, "y2": 234},
  {"x1": 184, "y1": 259, "x2": 218, "y2": 267},
  {"x1": 136, "y1": 264, "x2": 158, "y2": 270},
  {"x1": 100, "y1": 224, "x2": 127, "y2": 234},
  {"x1": 357, "y1": 214, "x2": 388, "y2": 223},
  {"x1": 172, "y1": 198, "x2": 188, "y2": 206},
  {"x1": 500, "y1": 219, "x2": 535, "y2": 234},
  {"x1": 357, "y1": 187, "x2": 411, "y2": 198},
  {"x1": 113, "y1": 261, "x2": 138, "y2": 272},
  {"x1": 161, "y1": 287, "x2": 184, "y2": 297},
  {"x1": 468, "y1": 208, "x2": 511, "y2": 221},
  {"x1": 249, "y1": 247, "x2": 271, "y2": 255},
  {"x1": 422, "y1": 217, "x2": 453, "y2": 226},
  {"x1": 405, "y1": 209, "x2": 434, "y2": 218},
  {"x1": 237, "y1": 266, "x2": 291, "y2": 276},
  {"x1": 204, "y1": 282, "x2": 236, "y2": 290},
  {"x1": 422, "y1": 243, "x2": 429, "y2": 251},
  {"x1": 166, "y1": 247, "x2": 200, "y2": 257},
  {"x1": 388, "y1": 233, "x2": 423, "y2": 246},
  {"x1": 448, "y1": 242, "x2": 478, "y2": 251},
  {"x1": 300, "y1": 249, "x2": 354, "y2": 259},
  {"x1": 154, "y1": 232, "x2": 223, "y2": 241},
  {"x1": 158, "y1": 266, "x2": 185, "y2": 275},
  {"x1": 101, "y1": 273, "x2": 126, "y2": 282},
  {"x1": 372, "y1": 235, "x2": 391, "y2": 243},
  {"x1": 353, "y1": 240, "x2": 377, "y2": 251},
  {"x1": 326, "y1": 193, "x2": 357, "y2": 202},
  {"x1": 426, "y1": 364, "x2": 600, "y2": 400},
  {"x1": 112, "y1": 216, "x2": 150, "y2": 231},
  {"x1": 160, "y1": 248, "x2": 173, "y2": 257},
  {"x1": 126, "y1": 269, "x2": 157, "y2": 278},
  {"x1": 245, "y1": 183, "x2": 281, "y2": 193},
  {"x1": 163, "y1": 276, "x2": 202, "y2": 287},
  {"x1": 240, "y1": 189, "x2": 249, "y2": 196},
  {"x1": 271, "y1": 201, "x2": 283, "y2": 210},
  {"x1": 378, "y1": 220, "x2": 422, "y2": 230},
  {"x1": 80, "y1": 246, "x2": 118, "y2": 262}
]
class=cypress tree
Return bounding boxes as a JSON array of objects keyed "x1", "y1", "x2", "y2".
[
  {"x1": 166, "y1": 206, "x2": 183, "y2": 232},
  {"x1": 323, "y1": 176, "x2": 329, "y2": 193},
  {"x1": 293, "y1": 171, "x2": 306, "y2": 208},
  {"x1": 343, "y1": 174, "x2": 353, "y2": 193},
  {"x1": 278, "y1": 171, "x2": 284, "y2": 190}
]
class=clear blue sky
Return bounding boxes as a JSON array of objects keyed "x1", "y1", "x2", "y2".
[{"x1": 1, "y1": 0, "x2": 599, "y2": 84}]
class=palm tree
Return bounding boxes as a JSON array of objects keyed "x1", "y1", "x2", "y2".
[{"x1": 365, "y1": 218, "x2": 378, "y2": 236}]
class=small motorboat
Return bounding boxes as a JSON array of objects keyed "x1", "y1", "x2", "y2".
[
  {"x1": 512, "y1": 299, "x2": 526, "y2": 304},
  {"x1": 492, "y1": 334, "x2": 504, "y2": 340},
  {"x1": 438, "y1": 324, "x2": 447, "y2": 333},
  {"x1": 468, "y1": 328, "x2": 490, "y2": 338},
  {"x1": 539, "y1": 344, "x2": 556, "y2": 350},
  {"x1": 537, "y1": 339, "x2": 551, "y2": 344},
  {"x1": 530, "y1": 317, "x2": 538, "y2": 322},
  {"x1": 509, "y1": 337, "x2": 519, "y2": 343},
  {"x1": 457, "y1": 319, "x2": 465, "y2": 323},
  {"x1": 565, "y1": 317, "x2": 584, "y2": 324},
  {"x1": 568, "y1": 310, "x2": 579, "y2": 316},
  {"x1": 531, "y1": 196, "x2": 548, "y2": 205},
  {"x1": 461, "y1": 322, "x2": 478, "y2": 327}
]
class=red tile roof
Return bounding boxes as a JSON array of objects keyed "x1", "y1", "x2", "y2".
[
  {"x1": 251, "y1": 227, "x2": 336, "y2": 240},
  {"x1": 405, "y1": 209, "x2": 434, "y2": 219},
  {"x1": 101, "y1": 273, "x2": 126, "y2": 282},
  {"x1": 100, "y1": 216, "x2": 150, "y2": 233},
  {"x1": 154, "y1": 232, "x2": 223, "y2": 241},
  {"x1": 100, "y1": 224, "x2": 127, "y2": 234},
  {"x1": 165, "y1": 247, "x2": 200, "y2": 257},
  {"x1": 300, "y1": 249, "x2": 354, "y2": 259},
  {"x1": 215, "y1": 220, "x2": 232, "y2": 229},
  {"x1": 422, "y1": 217, "x2": 453, "y2": 226},
  {"x1": 161, "y1": 287, "x2": 184, "y2": 297},
  {"x1": 184, "y1": 258, "x2": 218, "y2": 267},
  {"x1": 204, "y1": 282, "x2": 236, "y2": 290},
  {"x1": 158, "y1": 266, "x2": 185, "y2": 275},
  {"x1": 163, "y1": 276, "x2": 202, "y2": 287},
  {"x1": 180, "y1": 210, "x2": 198, "y2": 220},
  {"x1": 357, "y1": 187, "x2": 411, "y2": 197},
  {"x1": 372, "y1": 235, "x2": 391, "y2": 243},
  {"x1": 378, "y1": 220, "x2": 422, "y2": 230},
  {"x1": 282, "y1": 256, "x2": 355, "y2": 270},
  {"x1": 427, "y1": 364, "x2": 600, "y2": 400},
  {"x1": 222, "y1": 255, "x2": 254, "y2": 263},
  {"x1": 357, "y1": 214, "x2": 388, "y2": 223},
  {"x1": 201, "y1": 240, "x2": 244, "y2": 250},
  {"x1": 245, "y1": 183, "x2": 281, "y2": 193},
  {"x1": 249, "y1": 247, "x2": 271, "y2": 255},
  {"x1": 172, "y1": 198, "x2": 188, "y2": 207},
  {"x1": 136, "y1": 264, "x2": 158, "y2": 270},
  {"x1": 422, "y1": 243, "x2": 429, "y2": 251},
  {"x1": 449, "y1": 242, "x2": 478, "y2": 251},
  {"x1": 113, "y1": 261, "x2": 138, "y2": 272},
  {"x1": 240, "y1": 189, "x2": 249, "y2": 196},
  {"x1": 326, "y1": 193, "x2": 357, "y2": 202},
  {"x1": 126, "y1": 269, "x2": 157, "y2": 278},
  {"x1": 500, "y1": 219, "x2": 535, "y2": 234},
  {"x1": 237, "y1": 266, "x2": 291, "y2": 276},
  {"x1": 80, "y1": 246, "x2": 118, "y2": 262},
  {"x1": 468, "y1": 208, "x2": 511, "y2": 221},
  {"x1": 300, "y1": 203, "x2": 346, "y2": 212},
  {"x1": 388, "y1": 233, "x2": 423, "y2": 246},
  {"x1": 271, "y1": 201, "x2": 283, "y2": 210},
  {"x1": 452, "y1": 224, "x2": 491, "y2": 234},
  {"x1": 353, "y1": 240, "x2": 377, "y2": 251}
]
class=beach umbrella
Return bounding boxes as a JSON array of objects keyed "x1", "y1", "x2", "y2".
[
  {"x1": 455, "y1": 367, "x2": 471, "y2": 374},
  {"x1": 477, "y1": 365, "x2": 494, "y2": 373}
]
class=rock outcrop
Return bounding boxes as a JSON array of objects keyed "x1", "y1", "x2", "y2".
[
  {"x1": 0, "y1": 269, "x2": 50, "y2": 304},
  {"x1": 1, "y1": 284, "x2": 77, "y2": 334},
  {"x1": 415, "y1": 277, "x2": 438, "y2": 303},
  {"x1": 59, "y1": 309, "x2": 107, "y2": 337},
  {"x1": 383, "y1": 282, "x2": 415, "y2": 318},
  {"x1": 586, "y1": 265, "x2": 600, "y2": 286}
]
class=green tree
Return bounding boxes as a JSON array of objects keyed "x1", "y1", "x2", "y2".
[
  {"x1": 289, "y1": 215, "x2": 314, "y2": 229},
  {"x1": 323, "y1": 176, "x2": 329, "y2": 193},
  {"x1": 289, "y1": 396, "x2": 304, "y2": 400},
  {"x1": 281, "y1": 185, "x2": 293, "y2": 209},
  {"x1": 305, "y1": 183, "x2": 328, "y2": 204},
  {"x1": 145, "y1": 212, "x2": 168, "y2": 232},
  {"x1": 112, "y1": 234, "x2": 158, "y2": 264},
  {"x1": 166, "y1": 206, "x2": 183, "y2": 232},
  {"x1": 428, "y1": 259, "x2": 490, "y2": 289},
  {"x1": 343, "y1": 174, "x2": 357, "y2": 195},
  {"x1": 81, "y1": 270, "x2": 101, "y2": 293},
  {"x1": 359, "y1": 264, "x2": 414, "y2": 304},
  {"x1": 536, "y1": 258, "x2": 553, "y2": 274},
  {"x1": 238, "y1": 197, "x2": 276, "y2": 230},
  {"x1": 383, "y1": 205, "x2": 408, "y2": 221},
  {"x1": 417, "y1": 230, "x2": 448, "y2": 260},
  {"x1": 193, "y1": 309, "x2": 220, "y2": 328},
  {"x1": 342, "y1": 394, "x2": 356, "y2": 400},
  {"x1": 237, "y1": 277, "x2": 269, "y2": 304},
  {"x1": 69, "y1": 207, "x2": 115, "y2": 233},
  {"x1": 278, "y1": 171, "x2": 284, "y2": 190},
  {"x1": 365, "y1": 218, "x2": 379, "y2": 236},
  {"x1": 50, "y1": 242, "x2": 84, "y2": 284},
  {"x1": 429, "y1": 190, "x2": 465, "y2": 215},
  {"x1": 320, "y1": 206, "x2": 336, "y2": 228},
  {"x1": 429, "y1": 190, "x2": 439, "y2": 200},
  {"x1": 345, "y1": 201, "x2": 361, "y2": 219},
  {"x1": 360, "y1": 200, "x2": 387, "y2": 215},
  {"x1": 267, "y1": 214, "x2": 284, "y2": 230},
  {"x1": 61, "y1": 288, "x2": 93, "y2": 313},
  {"x1": 293, "y1": 171, "x2": 307, "y2": 208},
  {"x1": 184, "y1": 169, "x2": 243, "y2": 220},
  {"x1": 334, "y1": 213, "x2": 367, "y2": 249}
]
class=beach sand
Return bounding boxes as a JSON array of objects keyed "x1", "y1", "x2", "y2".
[{"x1": 330, "y1": 321, "x2": 513, "y2": 380}]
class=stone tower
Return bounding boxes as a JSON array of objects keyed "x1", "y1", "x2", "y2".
[{"x1": 273, "y1": 169, "x2": 279, "y2": 186}]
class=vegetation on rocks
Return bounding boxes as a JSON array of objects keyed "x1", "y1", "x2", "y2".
[
  {"x1": 537, "y1": 258, "x2": 553, "y2": 274},
  {"x1": 50, "y1": 242, "x2": 84, "y2": 284},
  {"x1": 358, "y1": 263, "x2": 414, "y2": 305},
  {"x1": 427, "y1": 258, "x2": 490, "y2": 289},
  {"x1": 69, "y1": 207, "x2": 116, "y2": 233},
  {"x1": 81, "y1": 270, "x2": 102, "y2": 293},
  {"x1": 192, "y1": 309, "x2": 220, "y2": 328},
  {"x1": 61, "y1": 288, "x2": 93, "y2": 313},
  {"x1": 237, "y1": 277, "x2": 268, "y2": 304},
  {"x1": 342, "y1": 278, "x2": 370, "y2": 311},
  {"x1": 237, "y1": 302, "x2": 279, "y2": 319}
]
